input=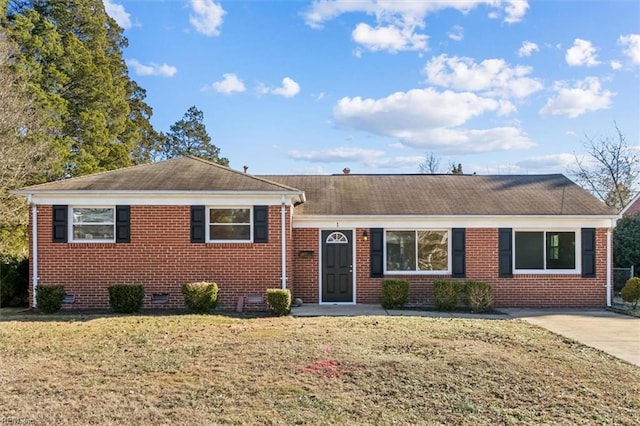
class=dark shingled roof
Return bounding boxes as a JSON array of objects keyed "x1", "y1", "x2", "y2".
[
  {"x1": 19, "y1": 156, "x2": 300, "y2": 193},
  {"x1": 257, "y1": 174, "x2": 616, "y2": 216},
  {"x1": 17, "y1": 157, "x2": 614, "y2": 216}
]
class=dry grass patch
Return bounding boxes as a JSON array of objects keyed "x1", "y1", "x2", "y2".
[{"x1": 0, "y1": 315, "x2": 638, "y2": 425}]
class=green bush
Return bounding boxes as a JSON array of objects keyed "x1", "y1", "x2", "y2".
[
  {"x1": 0, "y1": 256, "x2": 29, "y2": 307},
  {"x1": 464, "y1": 281, "x2": 493, "y2": 312},
  {"x1": 108, "y1": 284, "x2": 144, "y2": 313},
  {"x1": 433, "y1": 280, "x2": 459, "y2": 311},
  {"x1": 266, "y1": 289, "x2": 291, "y2": 316},
  {"x1": 621, "y1": 277, "x2": 640, "y2": 309},
  {"x1": 182, "y1": 281, "x2": 219, "y2": 313},
  {"x1": 36, "y1": 285, "x2": 65, "y2": 313},
  {"x1": 381, "y1": 279, "x2": 409, "y2": 309}
]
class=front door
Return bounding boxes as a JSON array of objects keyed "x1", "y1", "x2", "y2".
[{"x1": 321, "y1": 230, "x2": 353, "y2": 303}]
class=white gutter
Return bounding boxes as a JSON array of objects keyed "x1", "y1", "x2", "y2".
[
  {"x1": 29, "y1": 195, "x2": 38, "y2": 309},
  {"x1": 281, "y1": 195, "x2": 287, "y2": 289},
  {"x1": 606, "y1": 227, "x2": 613, "y2": 307}
]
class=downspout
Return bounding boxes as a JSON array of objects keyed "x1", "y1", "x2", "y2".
[
  {"x1": 30, "y1": 195, "x2": 38, "y2": 309},
  {"x1": 606, "y1": 226, "x2": 613, "y2": 307},
  {"x1": 281, "y1": 195, "x2": 287, "y2": 289}
]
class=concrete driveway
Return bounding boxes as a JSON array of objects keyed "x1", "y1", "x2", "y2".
[{"x1": 504, "y1": 309, "x2": 640, "y2": 367}]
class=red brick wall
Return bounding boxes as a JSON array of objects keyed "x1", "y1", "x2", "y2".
[
  {"x1": 31, "y1": 205, "x2": 291, "y2": 310},
  {"x1": 31, "y1": 211, "x2": 611, "y2": 309},
  {"x1": 291, "y1": 228, "x2": 319, "y2": 303},
  {"x1": 294, "y1": 227, "x2": 611, "y2": 308}
]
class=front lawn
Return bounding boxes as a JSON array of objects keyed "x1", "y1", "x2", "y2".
[{"x1": 0, "y1": 314, "x2": 638, "y2": 425}]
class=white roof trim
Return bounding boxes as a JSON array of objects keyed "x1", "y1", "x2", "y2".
[
  {"x1": 292, "y1": 214, "x2": 617, "y2": 229},
  {"x1": 16, "y1": 191, "x2": 305, "y2": 207}
]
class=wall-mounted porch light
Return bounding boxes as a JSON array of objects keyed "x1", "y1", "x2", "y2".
[{"x1": 363, "y1": 230, "x2": 369, "y2": 241}]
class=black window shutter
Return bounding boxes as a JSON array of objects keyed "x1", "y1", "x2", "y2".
[
  {"x1": 191, "y1": 206, "x2": 205, "y2": 243},
  {"x1": 253, "y1": 205, "x2": 268, "y2": 243},
  {"x1": 581, "y1": 228, "x2": 596, "y2": 278},
  {"x1": 498, "y1": 228, "x2": 513, "y2": 278},
  {"x1": 52, "y1": 205, "x2": 68, "y2": 243},
  {"x1": 115, "y1": 206, "x2": 131, "y2": 243},
  {"x1": 451, "y1": 228, "x2": 466, "y2": 278},
  {"x1": 370, "y1": 228, "x2": 384, "y2": 278}
]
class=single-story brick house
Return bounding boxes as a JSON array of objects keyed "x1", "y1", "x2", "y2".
[{"x1": 14, "y1": 156, "x2": 618, "y2": 310}]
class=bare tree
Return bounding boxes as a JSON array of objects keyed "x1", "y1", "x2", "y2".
[
  {"x1": 0, "y1": 36, "x2": 55, "y2": 256},
  {"x1": 418, "y1": 152, "x2": 442, "y2": 174},
  {"x1": 571, "y1": 123, "x2": 639, "y2": 212}
]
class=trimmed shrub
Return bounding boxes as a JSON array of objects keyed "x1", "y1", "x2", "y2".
[
  {"x1": 36, "y1": 285, "x2": 65, "y2": 314},
  {"x1": 182, "y1": 281, "x2": 219, "y2": 313},
  {"x1": 433, "y1": 280, "x2": 459, "y2": 311},
  {"x1": 381, "y1": 279, "x2": 409, "y2": 309},
  {"x1": 266, "y1": 289, "x2": 291, "y2": 316},
  {"x1": 621, "y1": 277, "x2": 640, "y2": 309},
  {"x1": 465, "y1": 281, "x2": 493, "y2": 312},
  {"x1": 0, "y1": 256, "x2": 28, "y2": 308},
  {"x1": 108, "y1": 284, "x2": 144, "y2": 313}
]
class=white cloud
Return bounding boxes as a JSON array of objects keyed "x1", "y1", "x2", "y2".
[
  {"x1": 565, "y1": 38, "x2": 600, "y2": 67},
  {"x1": 126, "y1": 59, "x2": 177, "y2": 77},
  {"x1": 288, "y1": 147, "x2": 423, "y2": 169},
  {"x1": 424, "y1": 54, "x2": 543, "y2": 99},
  {"x1": 618, "y1": 34, "x2": 640, "y2": 64},
  {"x1": 303, "y1": 1, "x2": 529, "y2": 28},
  {"x1": 539, "y1": 77, "x2": 614, "y2": 118},
  {"x1": 289, "y1": 147, "x2": 386, "y2": 163},
  {"x1": 447, "y1": 25, "x2": 464, "y2": 42},
  {"x1": 518, "y1": 41, "x2": 539, "y2": 57},
  {"x1": 515, "y1": 153, "x2": 577, "y2": 173},
  {"x1": 610, "y1": 60, "x2": 623, "y2": 70},
  {"x1": 503, "y1": 0, "x2": 529, "y2": 23},
  {"x1": 352, "y1": 23, "x2": 427, "y2": 52},
  {"x1": 332, "y1": 88, "x2": 534, "y2": 153},
  {"x1": 189, "y1": 0, "x2": 225, "y2": 37},
  {"x1": 258, "y1": 77, "x2": 301, "y2": 98},
  {"x1": 203, "y1": 73, "x2": 245, "y2": 95},
  {"x1": 303, "y1": 1, "x2": 528, "y2": 53},
  {"x1": 103, "y1": 0, "x2": 132, "y2": 30}
]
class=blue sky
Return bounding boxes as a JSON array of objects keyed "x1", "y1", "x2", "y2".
[{"x1": 104, "y1": 0, "x2": 639, "y2": 175}]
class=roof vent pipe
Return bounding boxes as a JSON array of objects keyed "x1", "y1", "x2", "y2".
[
  {"x1": 342, "y1": 168, "x2": 350, "y2": 174},
  {"x1": 243, "y1": 165, "x2": 248, "y2": 173}
]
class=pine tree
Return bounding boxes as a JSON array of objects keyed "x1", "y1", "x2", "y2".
[
  {"x1": 2, "y1": 0, "x2": 159, "y2": 177},
  {"x1": 0, "y1": 34, "x2": 55, "y2": 256},
  {"x1": 162, "y1": 106, "x2": 229, "y2": 166}
]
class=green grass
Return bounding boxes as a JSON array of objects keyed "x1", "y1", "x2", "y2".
[{"x1": 0, "y1": 314, "x2": 638, "y2": 425}]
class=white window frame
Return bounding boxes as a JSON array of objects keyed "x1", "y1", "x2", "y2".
[
  {"x1": 69, "y1": 206, "x2": 115, "y2": 243},
  {"x1": 513, "y1": 229, "x2": 581, "y2": 275},
  {"x1": 383, "y1": 229, "x2": 451, "y2": 275},
  {"x1": 206, "y1": 206, "x2": 253, "y2": 243}
]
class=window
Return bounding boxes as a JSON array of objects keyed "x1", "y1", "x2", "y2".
[
  {"x1": 208, "y1": 208, "x2": 251, "y2": 242},
  {"x1": 386, "y1": 230, "x2": 449, "y2": 273},
  {"x1": 514, "y1": 231, "x2": 576, "y2": 271},
  {"x1": 71, "y1": 207, "x2": 115, "y2": 242}
]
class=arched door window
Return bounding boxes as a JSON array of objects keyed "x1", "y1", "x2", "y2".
[{"x1": 325, "y1": 232, "x2": 348, "y2": 244}]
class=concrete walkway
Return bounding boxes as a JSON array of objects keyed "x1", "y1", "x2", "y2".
[{"x1": 291, "y1": 304, "x2": 640, "y2": 367}]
